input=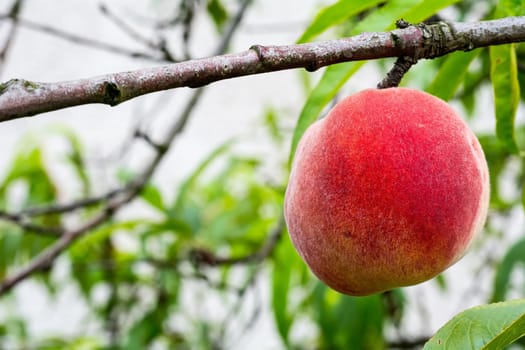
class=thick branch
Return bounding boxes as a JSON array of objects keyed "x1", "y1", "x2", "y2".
[{"x1": 1, "y1": 16, "x2": 525, "y2": 120}]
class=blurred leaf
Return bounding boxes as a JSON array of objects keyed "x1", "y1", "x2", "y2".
[
  {"x1": 423, "y1": 300, "x2": 525, "y2": 349},
  {"x1": 206, "y1": 0, "x2": 228, "y2": 32},
  {"x1": 289, "y1": 0, "x2": 458, "y2": 165},
  {"x1": 313, "y1": 283, "x2": 384, "y2": 349},
  {"x1": 125, "y1": 301, "x2": 170, "y2": 350},
  {"x1": 264, "y1": 108, "x2": 284, "y2": 144},
  {"x1": 490, "y1": 44, "x2": 520, "y2": 153},
  {"x1": 495, "y1": 0, "x2": 525, "y2": 16},
  {"x1": 51, "y1": 126, "x2": 91, "y2": 196},
  {"x1": 0, "y1": 317, "x2": 28, "y2": 343},
  {"x1": 523, "y1": 176, "x2": 525, "y2": 215},
  {"x1": 477, "y1": 134, "x2": 514, "y2": 209},
  {"x1": 297, "y1": 0, "x2": 384, "y2": 43},
  {"x1": 271, "y1": 234, "x2": 296, "y2": 346},
  {"x1": 492, "y1": 237, "x2": 525, "y2": 302},
  {"x1": 459, "y1": 50, "x2": 490, "y2": 118},
  {"x1": 193, "y1": 157, "x2": 281, "y2": 251},
  {"x1": 69, "y1": 220, "x2": 145, "y2": 297},
  {"x1": 0, "y1": 225, "x2": 56, "y2": 286},
  {"x1": 435, "y1": 274, "x2": 448, "y2": 291},
  {"x1": 0, "y1": 145, "x2": 58, "y2": 209},
  {"x1": 427, "y1": 50, "x2": 480, "y2": 101},
  {"x1": 402, "y1": 0, "x2": 461, "y2": 22},
  {"x1": 0, "y1": 139, "x2": 59, "y2": 283},
  {"x1": 351, "y1": 0, "x2": 423, "y2": 32},
  {"x1": 141, "y1": 183, "x2": 166, "y2": 212},
  {"x1": 38, "y1": 336, "x2": 102, "y2": 350}
]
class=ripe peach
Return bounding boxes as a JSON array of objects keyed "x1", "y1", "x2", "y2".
[{"x1": 284, "y1": 88, "x2": 489, "y2": 296}]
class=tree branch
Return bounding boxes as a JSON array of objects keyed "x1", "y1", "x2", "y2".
[
  {"x1": 1, "y1": 16, "x2": 525, "y2": 120},
  {"x1": 377, "y1": 19, "x2": 418, "y2": 88},
  {"x1": 0, "y1": 0, "x2": 253, "y2": 297},
  {"x1": 377, "y1": 55, "x2": 418, "y2": 88}
]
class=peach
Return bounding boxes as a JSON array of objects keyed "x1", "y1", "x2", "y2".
[{"x1": 284, "y1": 88, "x2": 489, "y2": 296}]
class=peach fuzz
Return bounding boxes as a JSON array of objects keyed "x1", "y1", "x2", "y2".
[{"x1": 284, "y1": 88, "x2": 489, "y2": 296}]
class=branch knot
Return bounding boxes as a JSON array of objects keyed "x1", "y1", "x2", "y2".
[
  {"x1": 102, "y1": 81, "x2": 121, "y2": 105},
  {"x1": 416, "y1": 21, "x2": 456, "y2": 59}
]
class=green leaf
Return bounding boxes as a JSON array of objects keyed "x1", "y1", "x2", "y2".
[
  {"x1": 459, "y1": 51, "x2": 490, "y2": 118},
  {"x1": 495, "y1": 0, "x2": 525, "y2": 16},
  {"x1": 351, "y1": 0, "x2": 422, "y2": 33},
  {"x1": 313, "y1": 283, "x2": 384, "y2": 350},
  {"x1": 0, "y1": 224, "x2": 55, "y2": 282},
  {"x1": 423, "y1": 300, "x2": 525, "y2": 350},
  {"x1": 125, "y1": 303, "x2": 169, "y2": 350},
  {"x1": 69, "y1": 220, "x2": 146, "y2": 297},
  {"x1": 207, "y1": 0, "x2": 228, "y2": 32},
  {"x1": 491, "y1": 237, "x2": 525, "y2": 302},
  {"x1": 271, "y1": 234, "x2": 295, "y2": 346},
  {"x1": 490, "y1": 44, "x2": 520, "y2": 153},
  {"x1": 477, "y1": 134, "x2": 513, "y2": 210},
  {"x1": 523, "y1": 177, "x2": 525, "y2": 214},
  {"x1": 141, "y1": 183, "x2": 165, "y2": 212},
  {"x1": 50, "y1": 126, "x2": 90, "y2": 196},
  {"x1": 263, "y1": 108, "x2": 284, "y2": 144},
  {"x1": 289, "y1": 0, "x2": 458, "y2": 165},
  {"x1": 0, "y1": 139, "x2": 61, "y2": 281},
  {"x1": 0, "y1": 146, "x2": 58, "y2": 208},
  {"x1": 297, "y1": 0, "x2": 385, "y2": 43},
  {"x1": 402, "y1": 0, "x2": 461, "y2": 23},
  {"x1": 427, "y1": 50, "x2": 480, "y2": 101}
]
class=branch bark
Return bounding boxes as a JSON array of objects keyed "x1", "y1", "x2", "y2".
[{"x1": 1, "y1": 16, "x2": 525, "y2": 120}]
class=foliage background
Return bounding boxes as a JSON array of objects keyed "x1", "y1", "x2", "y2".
[{"x1": 0, "y1": 0, "x2": 524, "y2": 349}]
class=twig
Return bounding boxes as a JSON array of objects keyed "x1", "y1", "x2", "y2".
[
  {"x1": 99, "y1": 4, "x2": 159, "y2": 50},
  {"x1": 0, "y1": 211, "x2": 63, "y2": 237},
  {"x1": 377, "y1": 56, "x2": 418, "y2": 88},
  {"x1": 134, "y1": 130, "x2": 167, "y2": 153},
  {"x1": 0, "y1": 13, "x2": 164, "y2": 62},
  {"x1": 0, "y1": 187, "x2": 124, "y2": 218},
  {"x1": 215, "y1": 0, "x2": 253, "y2": 55},
  {"x1": 98, "y1": 4, "x2": 177, "y2": 62},
  {"x1": 377, "y1": 20, "x2": 418, "y2": 88},
  {"x1": 2, "y1": 16, "x2": 525, "y2": 120},
  {"x1": 0, "y1": 0, "x2": 24, "y2": 75}
]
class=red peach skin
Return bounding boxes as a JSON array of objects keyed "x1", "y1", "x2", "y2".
[{"x1": 284, "y1": 88, "x2": 489, "y2": 296}]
